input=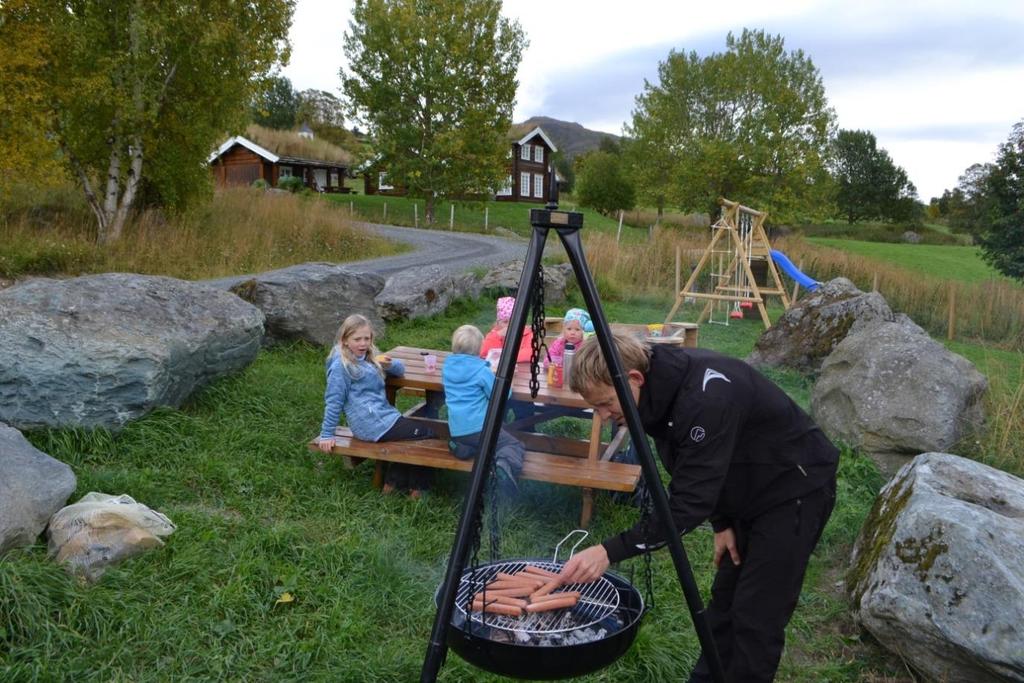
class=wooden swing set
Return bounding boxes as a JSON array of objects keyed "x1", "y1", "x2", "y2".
[{"x1": 665, "y1": 197, "x2": 790, "y2": 330}]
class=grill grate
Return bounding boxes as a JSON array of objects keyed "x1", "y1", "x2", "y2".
[{"x1": 454, "y1": 560, "x2": 620, "y2": 635}]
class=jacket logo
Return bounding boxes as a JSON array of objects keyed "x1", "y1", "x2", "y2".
[
  {"x1": 690, "y1": 426, "x2": 706, "y2": 442},
  {"x1": 702, "y1": 368, "x2": 731, "y2": 391}
]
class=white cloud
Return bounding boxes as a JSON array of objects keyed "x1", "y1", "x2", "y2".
[{"x1": 283, "y1": 0, "x2": 1024, "y2": 201}]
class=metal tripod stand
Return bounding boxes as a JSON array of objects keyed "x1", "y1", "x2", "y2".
[{"x1": 420, "y1": 204, "x2": 725, "y2": 682}]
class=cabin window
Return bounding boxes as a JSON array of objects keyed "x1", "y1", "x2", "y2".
[
  {"x1": 533, "y1": 145, "x2": 543, "y2": 163},
  {"x1": 520, "y1": 172, "x2": 530, "y2": 197},
  {"x1": 379, "y1": 172, "x2": 393, "y2": 191},
  {"x1": 330, "y1": 171, "x2": 339, "y2": 187},
  {"x1": 279, "y1": 166, "x2": 293, "y2": 178},
  {"x1": 497, "y1": 175, "x2": 512, "y2": 196},
  {"x1": 520, "y1": 144, "x2": 531, "y2": 161},
  {"x1": 534, "y1": 173, "x2": 544, "y2": 198}
]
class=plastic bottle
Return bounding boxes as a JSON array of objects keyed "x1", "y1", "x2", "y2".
[{"x1": 562, "y1": 342, "x2": 576, "y2": 390}]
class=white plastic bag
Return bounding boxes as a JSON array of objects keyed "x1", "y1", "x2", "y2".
[{"x1": 47, "y1": 492, "x2": 176, "y2": 581}]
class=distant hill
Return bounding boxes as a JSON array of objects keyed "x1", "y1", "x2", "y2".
[{"x1": 516, "y1": 116, "x2": 623, "y2": 160}]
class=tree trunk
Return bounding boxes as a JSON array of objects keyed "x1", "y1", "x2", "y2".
[{"x1": 425, "y1": 195, "x2": 436, "y2": 225}]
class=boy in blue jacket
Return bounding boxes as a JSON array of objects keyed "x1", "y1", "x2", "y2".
[{"x1": 442, "y1": 325, "x2": 525, "y2": 496}]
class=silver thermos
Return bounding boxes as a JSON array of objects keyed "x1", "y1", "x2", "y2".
[{"x1": 562, "y1": 342, "x2": 576, "y2": 390}]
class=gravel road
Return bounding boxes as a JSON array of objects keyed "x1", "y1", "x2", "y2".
[{"x1": 347, "y1": 222, "x2": 527, "y2": 276}]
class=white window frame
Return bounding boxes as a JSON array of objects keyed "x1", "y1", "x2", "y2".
[
  {"x1": 278, "y1": 166, "x2": 292, "y2": 178},
  {"x1": 378, "y1": 171, "x2": 393, "y2": 191},
  {"x1": 533, "y1": 145, "x2": 544, "y2": 163},
  {"x1": 497, "y1": 174, "x2": 512, "y2": 197},
  {"x1": 534, "y1": 173, "x2": 544, "y2": 198},
  {"x1": 520, "y1": 144, "x2": 531, "y2": 161},
  {"x1": 520, "y1": 172, "x2": 530, "y2": 197}
]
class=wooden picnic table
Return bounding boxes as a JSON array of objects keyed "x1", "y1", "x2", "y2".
[{"x1": 372, "y1": 345, "x2": 637, "y2": 526}]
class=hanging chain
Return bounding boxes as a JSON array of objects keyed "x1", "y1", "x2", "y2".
[
  {"x1": 639, "y1": 486, "x2": 656, "y2": 612},
  {"x1": 488, "y1": 466, "x2": 501, "y2": 561},
  {"x1": 528, "y1": 262, "x2": 547, "y2": 399}
]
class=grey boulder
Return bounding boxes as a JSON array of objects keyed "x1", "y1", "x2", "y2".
[
  {"x1": 479, "y1": 261, "x2": 575, "y2": 303},
  {"x1": 811, "y1": 317, "x2": 986, "y2": 473},
  {"x1": 210, "y1": 263, "x2": 385, "y2": 346},
  {"x1": 375, "y1": 265, "x2": 481, "y2": 322},
  {"x1": 849, "y1": 452, "x2": 1024, "y2": 682},
  {"x1": 1, "y1": 423, "x2": 77, "y2": 554},
  {"x1": 747, "y1": 277, "x2": 894, "y2": 373},
  {"x1": 0, "y1": 273, "x2": 264, "y2": 430}
]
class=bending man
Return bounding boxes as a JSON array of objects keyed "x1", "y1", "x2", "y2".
[{"x1": 560, "y1": 332, "x2": 839, "y2": 682}]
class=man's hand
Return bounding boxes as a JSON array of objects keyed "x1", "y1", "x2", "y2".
[
  {"x1": 317, "y1": 437, "x2": 336, "y2": 453},
  {"x1": 558, "y1": 545, "x2": 609, "y2": 584},
  {"x1": 713, "y1": 528, "x2": 741, "y2": 568}
]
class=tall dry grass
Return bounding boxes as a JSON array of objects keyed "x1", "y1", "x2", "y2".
[
  {"x1": 581, "y1": 227, "x2": 708, "y2": 299},
  {"x1": 777, "y1": 236, "x2": 1024, "y2": 350},
  {"x1": 0, "y1": 187, "x2": 399, "y2": 280}
]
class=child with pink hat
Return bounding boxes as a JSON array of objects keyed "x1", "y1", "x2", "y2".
[{"x1": 479, "y1": 296, "x2": 535, "y2": 365}]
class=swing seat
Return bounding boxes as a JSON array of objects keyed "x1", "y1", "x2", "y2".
[
  {"x1": 739, "y1": 301, "x2": 753, "y2": 309},
  {"x1": 729, "y1": 310, "x2": 744, "y2": 319}
]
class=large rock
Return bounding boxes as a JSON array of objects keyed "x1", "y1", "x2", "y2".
[
  {"x1": 811, "y1": 317, "x2": 987, "y2": 472},
  {"x1": 375, "y1": 265, "x2": 482, "y2": 322},
  {"x1": 747, "y1": 277, "x2": 894, "y2": 373},
  {"x1": 479, "y1": 261, "x2": 575, "y2": 303},
  {"x1": 1, "y1": 423, "x2": 77, "y2": 554},
  {"x1": 0, "y1": 273, "x2": 264, "y2": 430},
  {"x1": 211, "y1": 263, "x2": 385, "y2": 345},
  {"x1": 849, "y1": 453, "x2": 1024, "y2": 682}
]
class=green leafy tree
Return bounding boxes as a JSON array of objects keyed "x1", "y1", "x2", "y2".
[
  {"x1": 629, "y1": 29, "x2": 835, "y2": 223},
  {"x1": 342, "y1": 0, "x2": 525, "y2": 224},
  {"x1": 295, "y1": 88, "x2": 366, "y2": 157},
  {"x1": 979, "y1": 121, "x2": 1024, "y2": 281},
  {"x1": 1, "y1": 0, "x2": 293, "y2": 243},
  {"x1": 575, "y1": 150, "x2": 636, "y2": 216},
  {"x1": 945, "y1": 163, "x2": 996, "y2": 236},
  {"x1": 831, "y1": 129, "x2": 919, "y2": 223},
  {"x1": 252, "y1": 75, "x2": 298, "y2": 130}
]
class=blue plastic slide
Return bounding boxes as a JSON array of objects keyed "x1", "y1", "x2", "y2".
[{"x1": 770, "y1": 249, "x2": 819, "y2": 291}]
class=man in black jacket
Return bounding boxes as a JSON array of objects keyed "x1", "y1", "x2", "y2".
[{"x1": 560, "y1": 332, "x2": 839, "y2": 682}]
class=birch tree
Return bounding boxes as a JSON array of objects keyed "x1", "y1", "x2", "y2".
[{"x1": 1, "y1": 0, "x2": 293, "y2": 244}]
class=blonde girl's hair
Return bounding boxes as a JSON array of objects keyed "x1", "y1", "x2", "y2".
[
  {"x1": 334, "y1": 314, "x2": 383, "y2": 378},
  {"x1": 569, "y1": 331, "x2": 651, "y2": 394},
  {"x1": 451, "y1": 324, "x2": 484, "y2": 355}
]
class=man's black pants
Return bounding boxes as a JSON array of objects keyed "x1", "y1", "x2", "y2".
[{"x1": 688, "y1": 480, "x2": 836, "y2": 682}]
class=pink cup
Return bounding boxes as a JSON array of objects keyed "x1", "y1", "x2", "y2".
[{"x1": 424, "y1": 353, "x2": 438, "y2": 372}]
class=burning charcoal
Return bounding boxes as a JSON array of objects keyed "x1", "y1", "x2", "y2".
[{"x1": 514, "y1": 630, "x2": 532, "y2": 645}]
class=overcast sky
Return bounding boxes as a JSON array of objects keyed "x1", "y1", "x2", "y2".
[{"x1": 283, "y1": 0, "x2": 1024, "y2": 202}]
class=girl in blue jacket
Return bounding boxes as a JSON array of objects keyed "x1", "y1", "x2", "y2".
[
  {"x1": 442, "y1": 325, "x2": 525, "y2": 496},
  {"x1": 317, "y1": 314, "x2": 434, "y2": 498}
]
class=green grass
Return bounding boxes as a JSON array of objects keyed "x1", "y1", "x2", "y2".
[
  {"x1": 807, "y1": 238, "x2": 1007, "y2": 285},
  {"x1": 324, "y1": 193, "x2": 648, "y2": 242},
  {"x1": 0, "y1": 296, "x2": 913, "y2": 682}
]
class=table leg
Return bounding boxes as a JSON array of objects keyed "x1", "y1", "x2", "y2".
[
  {"x1": 579, "y1": 413, "x2": 603, "y2": 527},
  {"x1": 372, "y1": 461, "x2": 385, "y2": 489}
]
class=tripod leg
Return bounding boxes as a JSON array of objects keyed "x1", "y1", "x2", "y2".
[
  {"x1": 557, "y1": 227, "x2": 727, "y2": 683},
  {"x1": 420, "y1": 226, "x2": 550, "y2": 683}
]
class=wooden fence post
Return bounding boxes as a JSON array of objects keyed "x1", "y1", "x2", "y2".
[
  {"x1": 383, "y1": 202, "x2": 387, "y2": 222},
  {"x1": 948, "y1": 283, "x2": 957, "y2": 341},
  {"x1": 484, "y1": 206, "x2": 489, "y2": 232},
  {"x1": 872, "y1": 272, "x2": 879, "y2": 292},
  {"x1": 349, "y1": 201, "x2": 353, "y2": 216},
  {"x1": 616, "y1": 210, "x2": 623, "y2": 243},
  {"x1": 449, "y1": 204, "x2": 454, "y2": 230},
  {"x1": 414, "y1": 203, "x2": 418, "y2": 228}
]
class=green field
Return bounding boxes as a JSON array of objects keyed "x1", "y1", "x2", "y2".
[
  {"x1": 808, "y1": 238, "x2": 1007, "y2": 284},
  {"x1": 1, "y1": 297, "x2": 908, "y2": 682},
  {"x1": 324, "y1": 192, "x2": 651, "y2": 242}
]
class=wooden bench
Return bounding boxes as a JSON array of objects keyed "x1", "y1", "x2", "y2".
[{"x1": 310, "y1": 426, "x2": 641, "y2": 527}]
